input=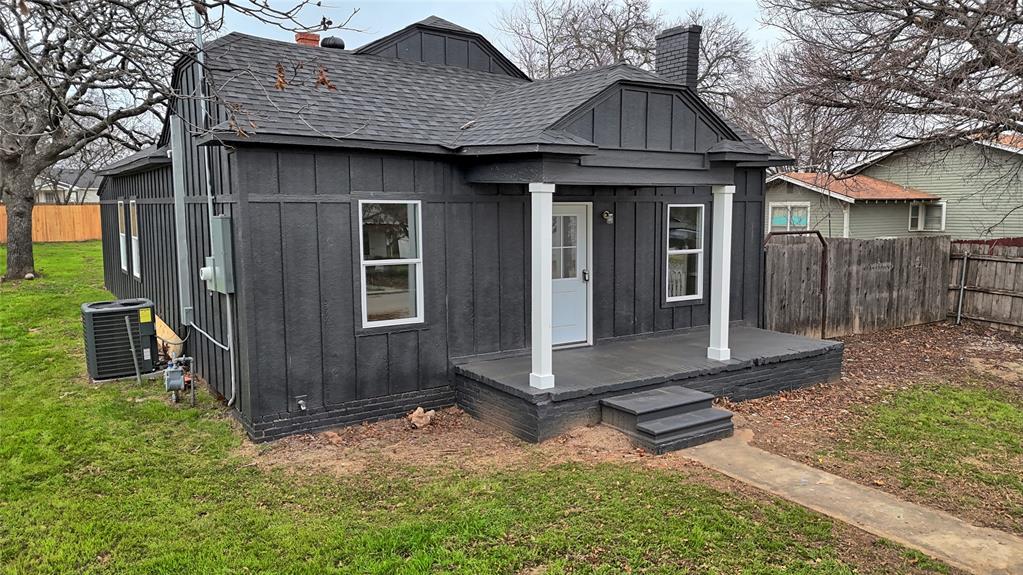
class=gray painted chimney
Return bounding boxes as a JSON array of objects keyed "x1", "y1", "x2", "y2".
[{"x1": 655, "y1": 24, "x2": 702, "y2": 89}]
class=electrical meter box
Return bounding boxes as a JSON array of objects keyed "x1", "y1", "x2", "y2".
[{"x1": 201, "y1": 215, "x2": 235, "y2": 294}]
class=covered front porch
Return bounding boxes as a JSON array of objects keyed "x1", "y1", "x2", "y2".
[{"x1": 454, "y1": 325, "x2": 843, "y2": 443}]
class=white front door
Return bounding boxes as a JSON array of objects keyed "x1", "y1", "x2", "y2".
[{"x1": 551, "y1": 204, "x2": 590, "y2": 346}]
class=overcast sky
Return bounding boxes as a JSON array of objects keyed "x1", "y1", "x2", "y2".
[{"x1": 223, "y1": 1, "x2": 779, "y2": 53}]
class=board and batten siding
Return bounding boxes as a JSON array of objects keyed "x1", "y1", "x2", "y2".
[
  {"x1": 563, "y1": 85, "x2": 723, "y2": 152},
  {"x1": 98, "y1": 57, "x2": 238, "y2": 404},
  {"x1": 862, "y1": 143, "x2": 1023, "y2": 239},
  {"x1": 231, "y1": 146, "x2": 765, "y2": 427},
  {"x1": 356, "y1": 27, "x2": 523, "y2": 78}
]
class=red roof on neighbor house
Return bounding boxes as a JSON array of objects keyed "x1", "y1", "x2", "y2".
[
  {"x1": 775, "y1": 172, "x2": 940, "y2": 201},
  {"x1": 993, "y1": 133, "x2": 1023, "y2": 151}
]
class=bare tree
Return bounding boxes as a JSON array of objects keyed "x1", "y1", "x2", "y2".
[
  {"x1": 0, "y1": 1, "x2": 357, "y2": 280},
  {"x1": 563, "y1": 0, "x2": 661, "y2": 70},
  {"x1": 729, "y1": 47, "x2": 899, "y2": 172},
  {"x1": 496, "y1": 0, "x2": 754, "y2": 97},
  {"x1": 760, "y1": 0, "x2": 1023, "y2": 145},
  {"x1": 675, "y1": 10, "x2": 754, "y2": 109},
  {"x1": 33, "y1": 139, "x2": 124, "y2": 205},
  {"x1": 495, "y1": 0, "x2": 576, "y2": 79}
]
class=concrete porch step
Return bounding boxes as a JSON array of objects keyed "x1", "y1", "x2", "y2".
[
  {"x1": 600, "y1": 386, "x2": 733, "y2": 454},
  {"x1": 600, "y1": 385, "x2": 715, "y2": 426}
]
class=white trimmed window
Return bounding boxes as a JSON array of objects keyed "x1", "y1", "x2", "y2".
[
  {"x1": 129, "y1": 200, "x2": 141, "y2": 279},
  {"x1": 117, "y1": 200, "x2": 128, "y2": 273},
  {"x1": 666, "y1": 204, "x2": 704, "y2": 302},
  {"x1": 909, "y1": 201, "x2": 946, "y2": 232},
  {"x1": 359, "y1": 200, "x2": 424, "y2": 327},
  {"x1": 768, "y1": 202, "x2": 810, "y2": 232}
]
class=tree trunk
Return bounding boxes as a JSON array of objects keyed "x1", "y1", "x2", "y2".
[{"x1": 4, "y1": 178, "x2": 37, "y2": 280}]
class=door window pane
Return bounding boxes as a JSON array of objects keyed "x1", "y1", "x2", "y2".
[
  {"x1": 551, "y1": 247, "x2": 563, "y2": 280},
  {"x1": 562, "y1": 247, "x2": 577, "y2": 279},
  {"x1": 552, "y1": 216, "x2": 562, "y2": 247},
  {"x1": 362, "y1": 202, "x2": 418, "y2": 260},
  {"x1": 668, "y1": 206, "x2": 701, "y2": 250},
  {"x1": 365, "y1": 264, "x2": 417, "y2": 322},
  {"x1": 668, "y1": 253, "x2": 700, "y2": 298},
  {"x1": 562, "y1": 216, "x2": 577, "y2": 247}
]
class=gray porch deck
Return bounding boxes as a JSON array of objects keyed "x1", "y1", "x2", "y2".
[{"x1": 453, "y1": 326, "x2": 843, "y2": 442}]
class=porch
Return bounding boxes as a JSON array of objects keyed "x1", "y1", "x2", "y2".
[{"x1": 454, "y1": 325, "x2": 843, "y2": 443}]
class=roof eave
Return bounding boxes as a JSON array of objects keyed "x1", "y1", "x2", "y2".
[
  {"x1": 767, "y1": 174, "x2": 856, "y2": 204},
  {"x1": 97, "y1": 152, "x2": 171, "y2": 176},
  {"x1": 976, "y1": 140, "x2": 1023, "y2": 156},
  {"x1": 197, "y1": 131, "x2": 457, "y2": 155},
  {"x1": 456, "y1": 143, "x2": 597, "y2": 156}
]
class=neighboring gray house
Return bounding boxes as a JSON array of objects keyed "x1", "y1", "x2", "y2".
[
  {"x1": 765, "y1": 172, "x2": 943, "y2": 239},
  {"x1": 766, "y1": 135, "x2": 1023, "y2": 239},
  {"x1": 0, "y1": 168, "x2": 100, "y2": 204},
  {"x1": 96, "y1": 17, "x2": 841, "y2": 451}
]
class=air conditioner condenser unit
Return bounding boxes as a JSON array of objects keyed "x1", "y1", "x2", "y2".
[{"x1": 82, "y1": 299, "x2": 159, "y2": 381}]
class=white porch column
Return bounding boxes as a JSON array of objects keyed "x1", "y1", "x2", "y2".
[
  {"x1": 529, "y1": 182, "x2": 556, "y2": 389},
  {"x1": 707, "y1": 184, "x2": 735, "y2": 361}
]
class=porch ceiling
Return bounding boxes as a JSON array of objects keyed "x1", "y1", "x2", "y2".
[{"x1": 454, "y1": 326, "x2": 840, "y2": 403}]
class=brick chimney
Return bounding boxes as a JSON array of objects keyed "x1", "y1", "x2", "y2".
[
  {"x1": 295, "y1": 32, "x2": 321, "y2": 47},
  {"x1": 655, "y1": 25, "x2": 702, "y2": 89}
]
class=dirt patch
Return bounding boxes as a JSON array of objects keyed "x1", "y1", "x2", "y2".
[
  {"x1": 241, "y1": 406, "x2": 674, "y2": 477},
  {"x1": 733, "y1": 321, "x2": 1023, "y2": 535}
]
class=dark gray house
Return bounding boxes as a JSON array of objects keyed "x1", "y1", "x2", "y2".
[{"x1": 98, "y1": 17, "x2": 841, "y2": 449}]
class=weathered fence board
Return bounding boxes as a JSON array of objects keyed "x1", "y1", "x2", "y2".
[
  {"x1": 948, "y1": 242, "x2": 1023, "y2": 331},
  {"x1": 0, "y1": 204, "x2": 101, "y2": 243},
  {"x1": 766, "y1": 236, "x2": 950, "y2": 338}
]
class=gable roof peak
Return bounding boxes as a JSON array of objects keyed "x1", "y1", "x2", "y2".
[{"x1": 415, "y1": 15, "x2": 474, "y2": 34}]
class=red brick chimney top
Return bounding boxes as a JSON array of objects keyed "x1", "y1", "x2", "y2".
[{"x1": 295, "y1": 32, "x2": 321, "y2": 47}]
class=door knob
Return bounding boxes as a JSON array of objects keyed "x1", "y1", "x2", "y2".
[{"x1": 582, "y1": 269, "x2": 590, "y2": 282}]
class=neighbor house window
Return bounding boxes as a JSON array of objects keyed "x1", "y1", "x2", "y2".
[
  {"x1": 129, "y1": 200, "x2": 141, "y2": 279},
  {"x1": 359, "y1": 200, "x2": 424, "y2": 327},
  {"x1": 909, "y1": 201, "x2": 946, "y2": 232},
  {"x1": 768, "y1": 202, "x2": 810, "y2": 233},
  {"x1": 666, "y1": 204, "x2": 704, "y2": 301},
  {"x1": 117, "y1": 201, "x2": 128, "y2": 273}
]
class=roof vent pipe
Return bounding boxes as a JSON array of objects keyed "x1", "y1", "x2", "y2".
[
  {"x1": 321, "y1": 36, "x2": 345, "y2": 49},
  {"x1": 655, "y1": 24, "x2": 702, "y2": 89}
]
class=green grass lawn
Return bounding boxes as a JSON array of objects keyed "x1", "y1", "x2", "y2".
[
  {"x1": 0, "y1": 242, "x2": 947, "y2": 574},
  {"x1": 853, "y1": 382, "x2": 1023, "y2": 522}
]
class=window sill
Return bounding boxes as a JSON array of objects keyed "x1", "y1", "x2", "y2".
[
  {"x1": 356, "y1": 322, "x2": 431, "y2": 337},
  {"x1": 661, "y1": 297, "x2": 704, "y2": 309}
]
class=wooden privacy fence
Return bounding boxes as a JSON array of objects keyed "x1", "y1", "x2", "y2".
[
  {"x1": 765, "y1": 235, "x2": 950, "y2": 338},
  {"x1": 0, "y1": 204, "x2": 101, "y2": 243},
  {"x1": 949, "y1": 241, "x2": 1023, "y2": 331}
]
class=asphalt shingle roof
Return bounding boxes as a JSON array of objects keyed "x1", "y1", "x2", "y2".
[
  {"x1": 455, "y1": 64, "x2": 671, "y2": 147},
  {"x1": 199, "y1": 24, "x2": 776, "y2": 157},
  {"x1": 205, "y1": 33, "x2": 525, "y2": 148},
  {"x1": 414, "y1": 16, "x2": 474, "y2": 34},
  {"x1": 774, "y1": 172, "x2": 939, "y2": 201}
]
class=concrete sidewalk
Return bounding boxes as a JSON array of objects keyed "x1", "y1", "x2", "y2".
[{"x1": 684, "y1": 430, "x2": 1023, "y2": 575}]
